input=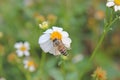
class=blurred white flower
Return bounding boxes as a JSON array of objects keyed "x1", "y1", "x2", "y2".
[
  {"x1": 0, "y1": 77, "x2": 6, "y2": 80},
  {"x1": 23, "y1": 59, "x2": 36, "y2": 72},
  {"x1": 14, "y1": 42, "x2": 30, "y2": 57},
  {"x1": 72, "y1": 54, "x2": 84, "y2": 63},
  {"x1": 39, "y1": 21, "x2": 49, "y2": 29},
  {"x1": 38, "y1": 27, "x2": 72, "y2": 56},
  {"x1": 106, "y1": 0, "x2": 120, "y2": 11}
]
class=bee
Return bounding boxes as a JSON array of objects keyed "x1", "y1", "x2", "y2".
[{"x1": 53, "y1": 38, "x2": 68, "y2": 56}]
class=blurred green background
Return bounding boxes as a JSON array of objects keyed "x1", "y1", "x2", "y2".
[{"x1": 0, "y1": 0, "x2": 120, "y2": 80}]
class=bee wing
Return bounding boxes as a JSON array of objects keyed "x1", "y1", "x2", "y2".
[
  {"x1": 54, "y1": 47, "x2": 61, "y2": 55},
  {"x1": 52, "y1": 41, "x2": 59, "y2": 55},
  {"x1": 55, "y1": 47, "x2": 61, "y2": 55}
]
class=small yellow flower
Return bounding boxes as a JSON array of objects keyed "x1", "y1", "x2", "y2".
[
  {"x1": 92, "y1": 67, "x2": 107, "y2": 80},
  {"x1": 47, "y1": 14, "x2": 57, "y2": 24},
  {"x1": 95, "y1": 10, "x2": 105, "y2": 20},
  {"x1": 7, "y1": 52, "x2": 17, "y2": 63},
  {"x1": 88, "y1": 17, "x2": 96, "y2": 27},
  {"x1": 35, "y1": 15, "x2": 45, "y2": 22},
  {"x1": 39, "y1": 21, "x2": 49, "y2": 29}
]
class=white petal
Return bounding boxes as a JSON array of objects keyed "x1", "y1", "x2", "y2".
[
  {"x1": 38, "y1": 33, "x2": 50, "y2": 44},
  {"x1": 40, "y1": 40, "x2": 53, "y2": 52},
  {"x1": 44, "y1": 29, "x2": 53, "y2": 34},
  {"x1": 24, "y1": 42, "x2": 30, "y2": 50},
  {"x1": 114, "y1": 5, "x2": 119, "y2": 11},
  {"x1": 24, "y1": 51, "x2": 30, "y2": 56},
  {"x1": 29, "y1": 66, "x2": 35, "y2": 72},
  {"x1": 24, "y1": 64, "x2": 28, "y2": 69},
  {"x1": 52, "y1": 26, "x2": 63, "y2": 32},
  {"x1": 49, "y1": 47, "x2": 61, "y2": 55},
  {"x1": 62, "y1": 37, "x2": 72, "y2": 48},
  {"x1": 61, "y1": 31, "x2": 69, "y2": 38},
  {"x1": 14, "y1": 42, "x2": 23, "y2": 49},
  {"x1": 16, "y1": 50, "x2": 24, "y2": 57},
  {"x1": 23, "y1": 60, "x2": 28, "y2": 64},
  {"x1": 117, "y1": 6, "x2": 120, "y2": 10},
  {"x1": 106, "y1": 1, "x2": 114, "y2": 7},
  {"x1": 48, "y1": 46, "x2": 55, "y2": 54}
]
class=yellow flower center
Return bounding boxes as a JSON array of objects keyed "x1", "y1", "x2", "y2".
[
  {"x1": 27, "y1": 61, "x2": 34, "y2": 67},
  {"x1": 98, "y1": 73, "x2": 104, "y2": 78},
  {"x1": 20, "y1": 45, "x2": 27, "y2": 51},
  {"x1": 50, "y1": 31, "x2": 62, "y2": 40},
  {"x1": 114, "y1": 0, "x2": 120, "y2": 5}
]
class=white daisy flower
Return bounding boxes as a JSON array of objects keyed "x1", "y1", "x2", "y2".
[
  {"x1": 23, "y1": 59, "x2": 36, "y2": 72},
  {"x1": 38, "y1": 26, "x2": 72, "y2": 56},
  {"x1": 14, "y1": 42, "x2": 30, "y2": 57},
  {"x1": 106, "y1": 0, "x2": 120, "y2": 11},
  {"x1": 39, "y1": 21, "x2": 49, "y2": 29}
]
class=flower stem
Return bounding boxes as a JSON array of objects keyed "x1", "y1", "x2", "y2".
[
  {"x1": 40, "y1": 52, "x2": 46, "y2": 69},
  {"x1": 39, "y1": 52, "x2": 46, "y2": 79},
  {"x1": 59, "y1": 57, "x2": 66, "y2": 80},
  {"x1": 89, "y1": 31, "x2": 106, "y2": 61},
  {"x1": 61, "y1": 63, "x2": 66, "y2": 80},
  {"x1": 25, "y1": 72, "x2": 31, "y2": 80},
  {"x1": 89, "y1": 16, "x2": 119, "y2": 61}
]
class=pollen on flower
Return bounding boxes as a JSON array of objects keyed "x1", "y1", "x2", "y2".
[
  {"x1": 20, "y1": 45, "x2": 27, "y2": 51},
  {"x1": 27, "y1": 61, "x2": 34, "y2": 67},
  {"x1": 114, "y1": 0, "x2": 120, "y2": 5},
  {"x1": 23, "y1": 59, "x2": 36, "y2": 72},
  {"x1": 14, "y1": 42, "x2": 30, "y2": 57},
  {"x1": 98, "y1": 73, "x2": 104, "y2": 79},
  {"x1": 50, "y1": 31, "x2": 62, "y2": 40}
]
